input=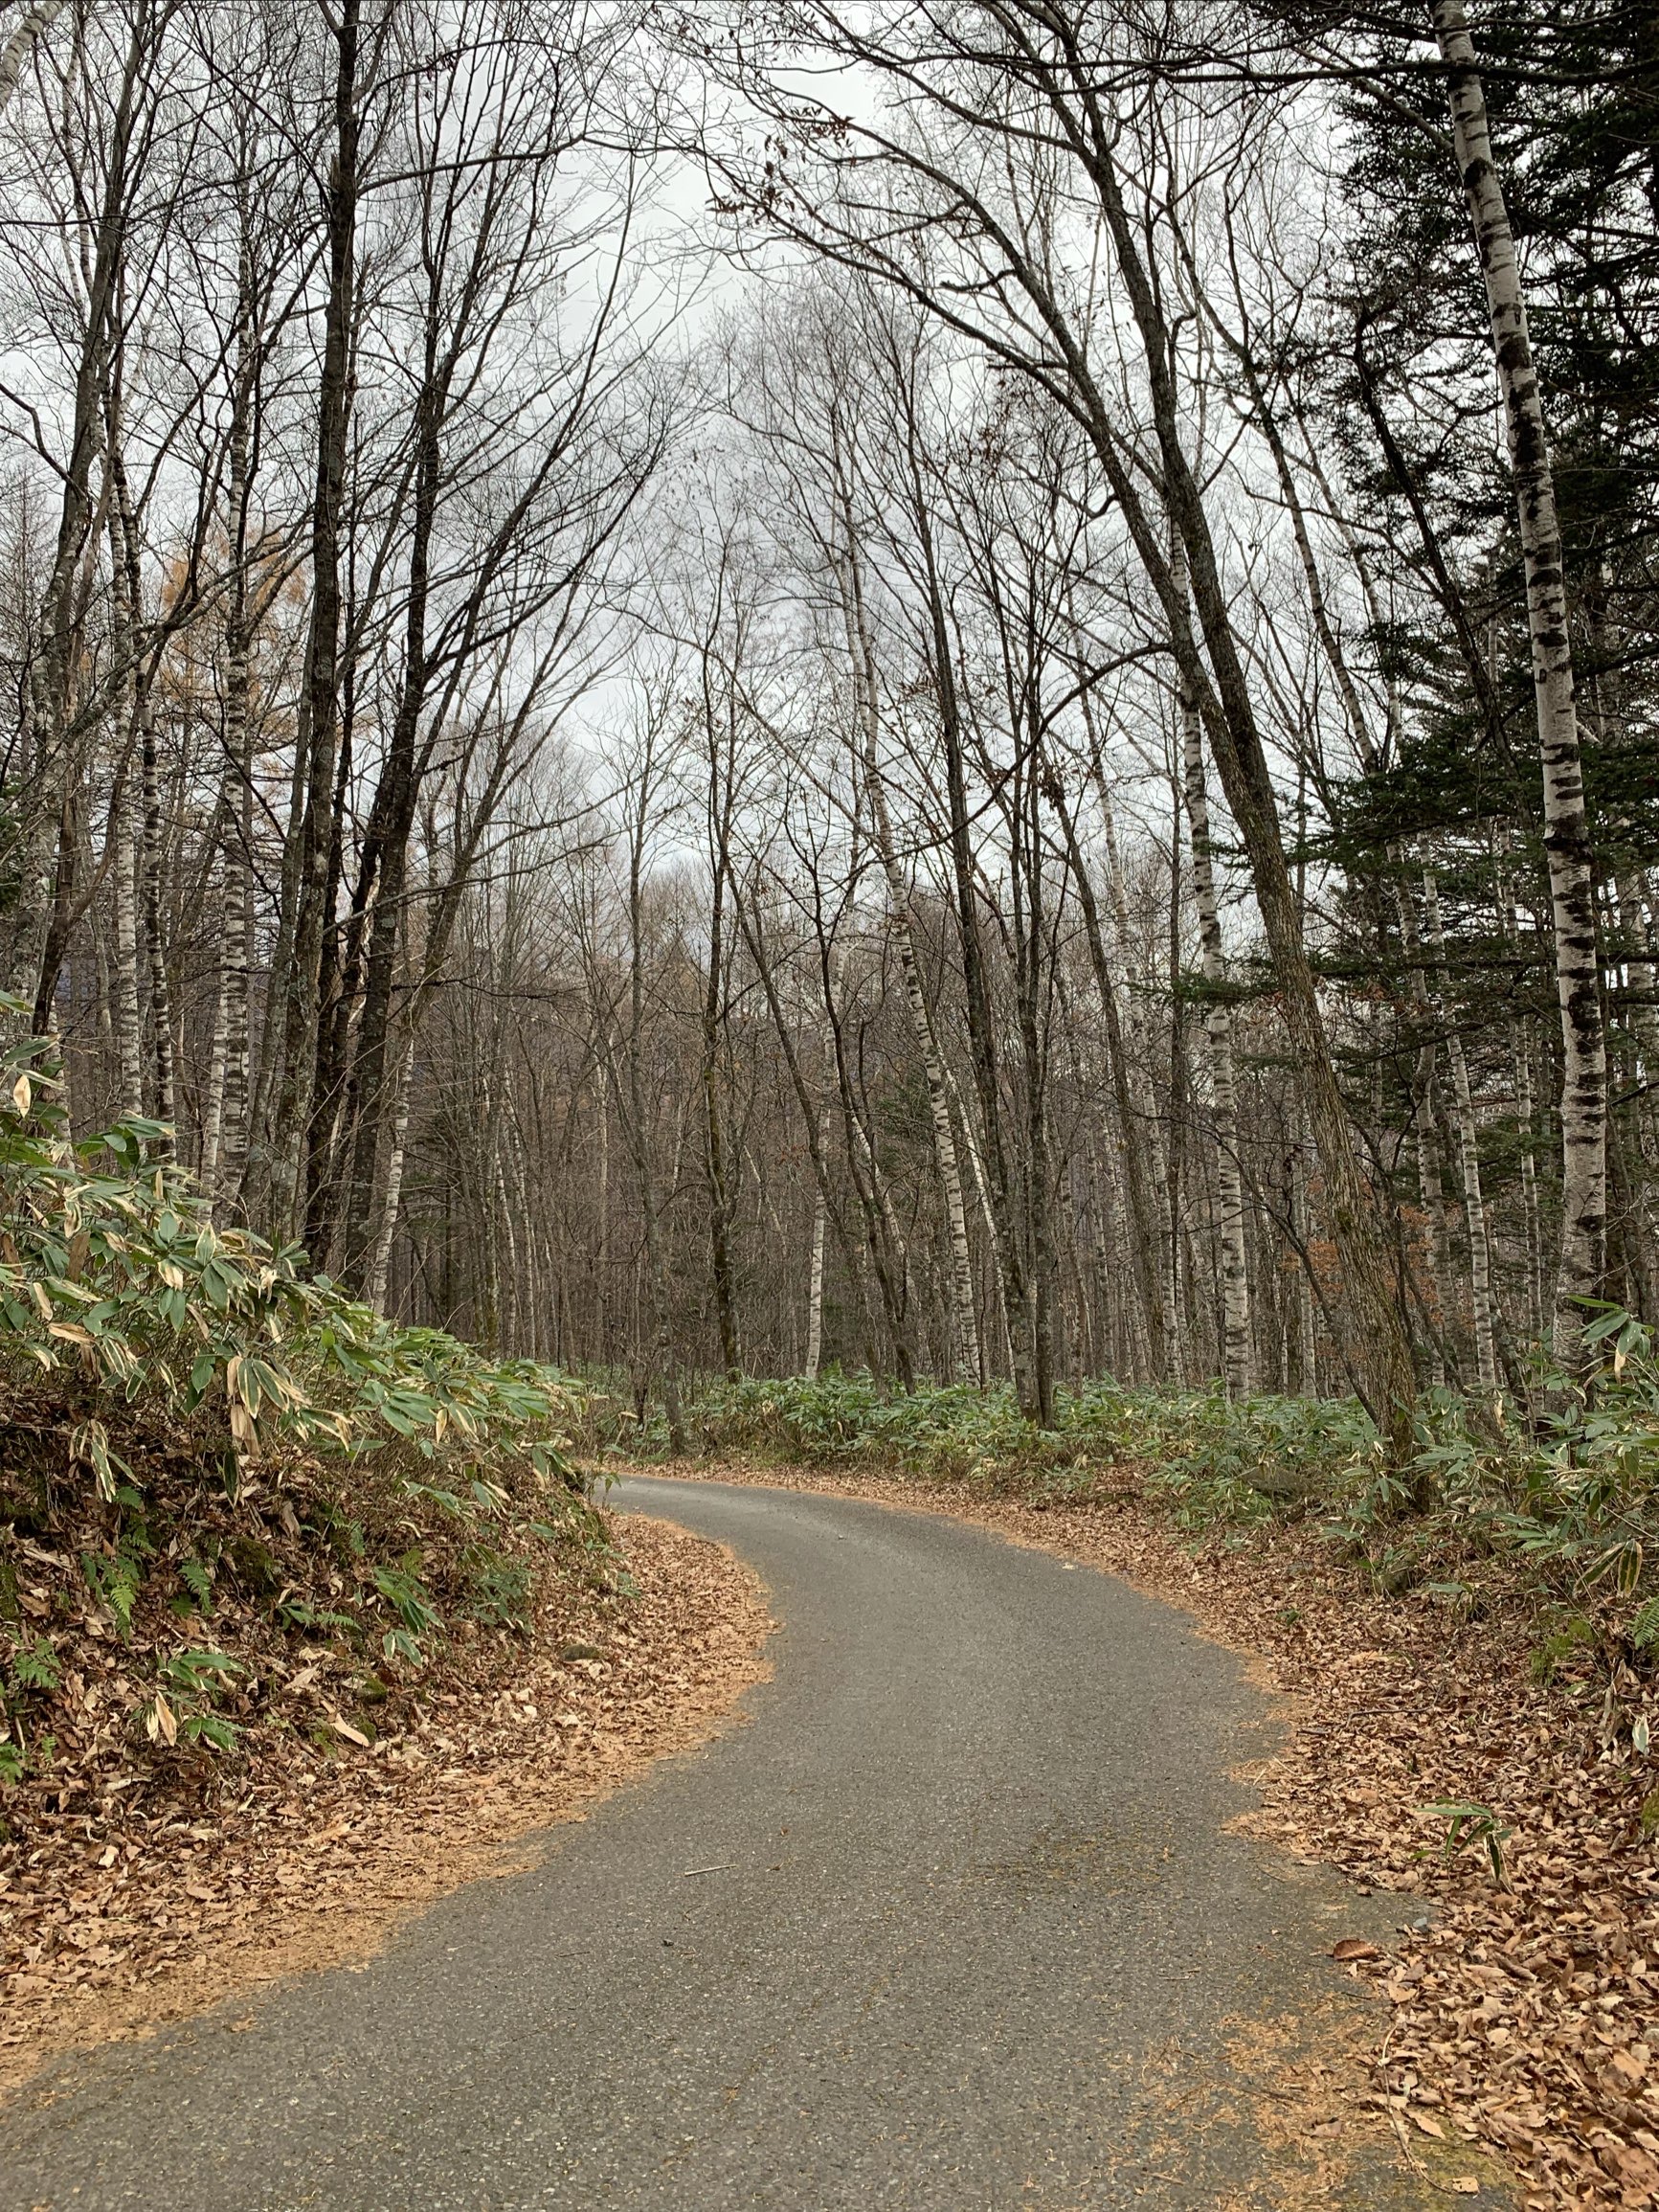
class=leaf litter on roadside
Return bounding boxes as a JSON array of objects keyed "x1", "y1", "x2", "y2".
[
  {"x1": 661, "y1": 1457, "x2": 1658, "y2": 2212},
  {"x1": 1, "y1": 1511, "x2": 771, "y2": 2087}
]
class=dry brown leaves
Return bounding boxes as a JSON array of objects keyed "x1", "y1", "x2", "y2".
[
  {"x1": 658, "y1": 1458, "x2": 1658, "y2": 2212},
  {"x1": 0, "y1": 1511, "x2": 772, "y2": 2089}
]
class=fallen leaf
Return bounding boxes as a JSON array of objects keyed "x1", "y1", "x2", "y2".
[
  {"x1": 1412, "y1": 2110, "x2": 1446, "y2": 2138},
  {"x1": 1331, "y1": 1937, "x2": 1381, "y2": 1961}
]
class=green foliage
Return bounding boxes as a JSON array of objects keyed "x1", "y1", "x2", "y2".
[
  {"x1": 181, "y1": 1710, "x2": 239, "y2": 1751},
  {"x1": 661, "y1": 1318, "x2": 1659, "y2": 1622},
  {"x1": 275, "y1": 1596, "x2": 362, "y2": 1638},
  {"x1": 0, "y1": 1019, "x2": 635, "y2": 1802},
  {"x1": 1423, "y1": 1799, "x2": 1513, "y2": 1886},
  {"x1": 667, "y1": 1370, "x2": 1381, "y2": 1512},
  {"x1": 1, "y1": 1631, "x2": 60, "y2": 1788},
  {"x1": 7, "y1": 1634, "x2": 58, "y2": 1693},
  {"x1": 144, "y1": 1647, "x2": 246, "y2": 1753},
  {"x1": 371, "y1": 1554, "x2": 440, "y2": 1639},
  {"x1": 463, "y1": 1546, "x2": 533, "y2": 1630},
  {"x1": 1529, "y1": 1614, "x2": 1600, "y2": 1684},
  {"x1": 157, "y1": 1647, "x2": 243, "y2": 1696},
  {"x1": 80, "y1": 1546, "x2": 144, "y2": 1634},
  {"x1": 177, "y1": 1555, "x2": 213, "y2": 1611},
  {"x1": 0, "y1": 1002, "x2": 610, "y2": 1671},
  {"x1": 0, "y1": 998, "x2": 589, "y2": 1506}
]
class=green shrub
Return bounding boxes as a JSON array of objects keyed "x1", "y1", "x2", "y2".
[
  {"x1": 0, "y1": 998, "x2": 591, "y2": 1535},
  {"x1": 637, "y1": 1321, "x2": 1659, "y2": 1617},
  {"x1": 463, "y1": 1546, "x2": 534, "y2": 1630}
]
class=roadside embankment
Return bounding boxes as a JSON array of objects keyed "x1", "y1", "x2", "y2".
[{"x1": 1, "y1": 1497, "x2": 770, "y2": 2089}]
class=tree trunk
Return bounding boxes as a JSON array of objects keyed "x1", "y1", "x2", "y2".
[
  {"x1": 1431, "y1": 0, "x2": 1606, "y2": 1366},
  {"x1": 700, "y1": 686, "x2": 742, "y2": 1380},
  {"x1": 269, "y1": 0, "x2": 360, "y2": 1238},
  {"x1": 1051, "y1": 122, "x2": 1420, "y2": 1448},
  {"x1": 838, "y1": 538, "x2": 980, "y2": 1382},
  {"x1": 1422, "y1": 870, "x2": 1498, "y2": 1394},
  {"x1": 1180, "y1": 650, "x2": 1251, "y2": 1396},
  {"x1": 106, "y1": 422, "x2": 175, "y2": 1153},
  {"x1": 804, "y1": 1105, "x2": 828, "y2": 1379},
  {"x1": 199, "y1": 950, "x2": 230, "y2": 1201},
  {"x1": 216, "y1": 273, "x2": 255, "y2": 1216},
  {"x1": 1044, "y1": 772, "x2": 1168, "y2": 1378},
  {"x1": 111, "y1": 798, "x2": 143, "y2": 1119},
  {"x1": 905, "y1": 453, "x2": 1038, "y2": 1413}
]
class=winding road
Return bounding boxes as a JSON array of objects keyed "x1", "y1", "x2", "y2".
[{"x1": 0, "y1": 1476, "x2": 1467, "y2": 2209}]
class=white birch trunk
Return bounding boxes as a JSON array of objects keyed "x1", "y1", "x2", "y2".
[
  {"x1": 945, "y1": 1060, "x2": 1012, "y2": 1378},
  {"x1": 0, "y1": 0, "x2": 70, "y2": 113},
  {"x1": 218, "y1": 257, "x2": 255, "y2": 1217},
  {"x1": 1433, "y1": 0, "x2": 1606, "y2": 1363},
  {"x1": 1180, "y1": 667, "x2": 1251, "y2": 1395},
  {"x1": 199, "y1": 945, "x2": 230, "y2": 1202},
  {"x1": 1618, "y1": 871, "x2": 1659, "y2": 1160},
  {"x1": 1422, "y1": 871, "x2": 1498, "y2": 1395},
  {"x1": 111, "y1": 805, "x2": 143, "y2": 1119},
  {"x1": 138, "y1": 687, "x2": 174, "y2": 1148},
  {"x1": 367, "y1": 1034, "x2": 414, "y2": 1312},
  {"x1": 1414, "y1": 1110, "x2": 1450, "y2": 1389}
]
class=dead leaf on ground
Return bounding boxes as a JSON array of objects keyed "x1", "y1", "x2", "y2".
[{"x1": 667, "y1": 1459, "x2": 1659, "y2": 2212}]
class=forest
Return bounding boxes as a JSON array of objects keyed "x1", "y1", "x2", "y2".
[
  {"x1": 4, "y1": 0, "x2": 1655, "y2": 1456},
  {"x1": 1, "y1": 0, "x2": 1658, "y2": 2201}
]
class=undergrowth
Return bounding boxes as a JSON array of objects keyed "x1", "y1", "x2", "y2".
[
  {"x1": 0, "y1": 1002, "x2": 603, "y2": 1811},
  {"x1": 616, "y1": 1331, "x2": 1659, "y2": 1641}
]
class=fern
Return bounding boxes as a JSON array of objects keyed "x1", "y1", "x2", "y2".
[
  {"x1": 1632, "y1": 1596, "x2": 1659, "y2": 1653},
  {"x1": 178, "y1": 1557, "x2": 213, "y2": 1610},
  {"x1": 80, "y1": 1548, "x2": 143, "y2": 1635},
  {"x1": 9, "y1": 1635, "x2": 59, "y2": 1693},
  {"x1": 276, "y1": 1596, "x2": 361, "y2": 1637}
]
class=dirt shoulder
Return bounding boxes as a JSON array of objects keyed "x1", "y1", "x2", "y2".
[
  {"x1": 0, "y1": 1511, "x2": 772, "y2": 2092},
  {"x1": 639, "y1": 1459, "x2": 1659, "y2": 2212}
]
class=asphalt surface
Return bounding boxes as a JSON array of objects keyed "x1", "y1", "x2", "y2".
[{"x1": 0, "y1": 1475, "x2": 1453, "y2": 2210}]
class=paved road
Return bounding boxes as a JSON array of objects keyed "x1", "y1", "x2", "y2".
[{"x1": 1, "y1": 1477, "x2": 1456, "y2": 2210}]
